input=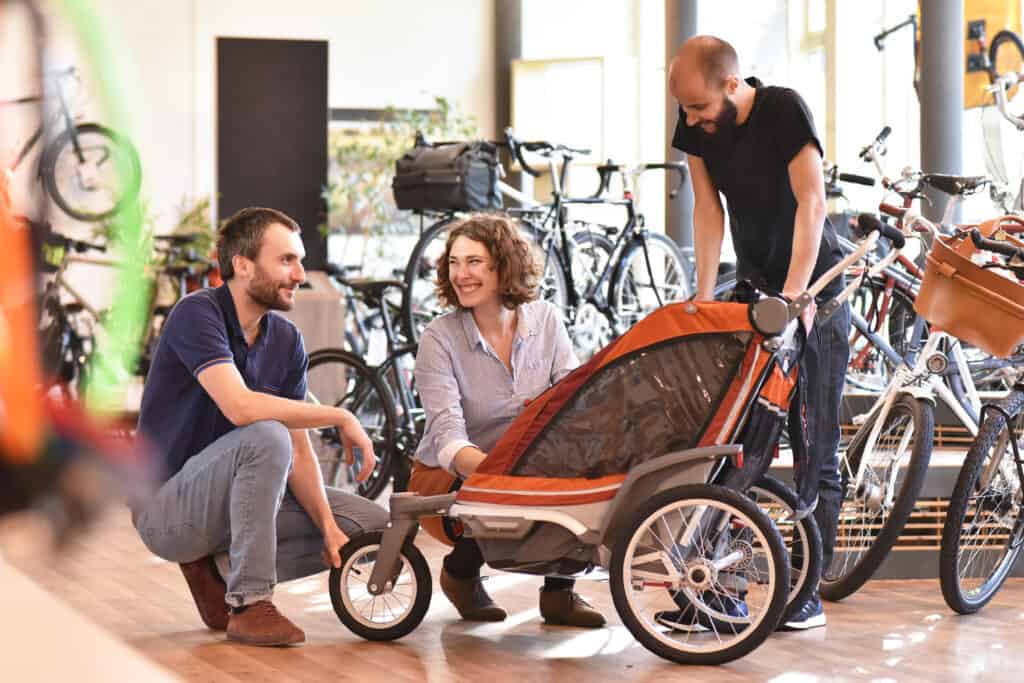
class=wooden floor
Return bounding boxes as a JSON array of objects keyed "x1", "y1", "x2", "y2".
[{"x1": 6, "y1": 510, "x2": 1024, "y2": 683}]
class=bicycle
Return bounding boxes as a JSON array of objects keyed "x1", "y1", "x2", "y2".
[
  {"x1": 37, "y1": 228, "x2": 215, "y2": 396},
  {"x1": 820, "y1": 205, "x2": 1017, "y2": 601},
  {"x1": 2, "y1": 66, "x2": 141, "y2": 222},
  {"x1": 939, "y1": 229, "x2": 1024, "y2": 614},
  {"x1": 401, "y1": 129, "x2": 692, "y2": 359},
  {"x1": 306, "y1": 267, "x2": 422, "y2": 500}
]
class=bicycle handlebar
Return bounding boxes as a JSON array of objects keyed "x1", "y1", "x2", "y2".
[
  {"x1": 970, "y1": 228, "x2": 1024, "y2": 261},
  {"x1": 639, "y1": 162, "x2": 688, "y2": 198},
  {"x1": 989, "y1": 71, "x2": 1024, "y2": 130},
  {"x1": 838, "y1": 172, "x2": 876, "y2": 187},
  {"x1": 44, "y1": 231, "x2": 106, "y2": 254},
  {"x1": 503, "y1": 127, "x2": 591, "y2": 177},
  {"x1": 859, "y1": 126, "x2": 892, "y2": 161},
  {"x1": 856, "y1": 212, "x2": 907, "y2": 249}
]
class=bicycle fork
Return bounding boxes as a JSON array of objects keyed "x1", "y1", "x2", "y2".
[{"x1": 849, "y1": 332, "x2": 978, "y2": 510}]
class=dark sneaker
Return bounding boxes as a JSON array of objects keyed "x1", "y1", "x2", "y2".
[
  {"x1": 440, "y1": 568, "x2": 507, "y2": 622},
  {"x1": 226, "y1": 600, "x2": 305, "y2": 646},
  {"x1": 539, "y1": 588, "x2": 606, "y2": 628},
  {"x1": 655, "y1": 591, "x2": 749, "y2": 633},
  {"x1": 777, "y1": 595, "x2": 826, "y2": 631},
  {"x1": 179, "y1": 556, "x2": 228, "y2": 631}
]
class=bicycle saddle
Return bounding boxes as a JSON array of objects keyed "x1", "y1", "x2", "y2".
[
  {"x1": 343, "y1": 278, "x2": 406, "y2": 302},
  {"x1": 921, "y1": 173, "x2": 989, "y2": 197}
]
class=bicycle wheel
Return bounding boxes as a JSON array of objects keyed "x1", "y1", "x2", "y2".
[
  {"x1": 40, "y1": 123, "x2": 142, "y2": 222},
  {"x1": 306, "y1": 348, "x2": 398, "y2": 500},
  {"x1": 610, "y1": 232, "x2": 692, "y2": 334},
  {"x1": 610, "y1": 483, "x2": 788, "y2": 666},
  {"x1": 940, "y1": 389, "x2": 1024, "y2": 614},
  {"x1": 846, "y1": 279, "x2": 917, "y2": 393},
  {"x1": 329, "y1": 531, "x2": 432, "y2": 641},
  {"x1": 400, "y1": 215, "x2": 567, "y2": 343},
  {"x1": 821, "y1": 394, "x2": 934, "y2": 601},
  {"x1": 567, "y1": 227, "x2": 615, "y2": 359},
  {"x1": 749, "y1": 474, "x2": 822, "y2": 623}
]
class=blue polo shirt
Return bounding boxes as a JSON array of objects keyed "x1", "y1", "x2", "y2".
[{"x1": 137, "y1": 284, "x2": 308, "y2": 482}]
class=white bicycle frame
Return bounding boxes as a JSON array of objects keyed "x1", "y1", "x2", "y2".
[{"x1": 848, "y1": 212, "x2": 987, "y2": 502}]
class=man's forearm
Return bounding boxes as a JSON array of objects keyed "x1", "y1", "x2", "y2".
[
  {"x1": 232, "y1": 390, "x2": 351, "y2": 430},
  {"x1": 693, "y1": 203, "x2": 725, "y2": 301},
  {"x1": 782, "y1": 199, "x2": 825, "y2": 296}
]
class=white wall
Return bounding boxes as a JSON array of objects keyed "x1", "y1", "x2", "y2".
[
  {"x1": 3, "y1": 0, "x2": 495, "y2": 309},
  {"x1": 4, "y1": 0, "x2": 495, "y2": 228}
]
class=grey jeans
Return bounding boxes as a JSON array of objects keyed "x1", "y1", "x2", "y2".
[{"x1": 131, "y1": 420, "x2": 388, "y2": 607}]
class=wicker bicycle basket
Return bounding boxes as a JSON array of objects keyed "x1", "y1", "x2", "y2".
[{"x1": 913, "y1": 217, "x2": 1024, "y2": 358}]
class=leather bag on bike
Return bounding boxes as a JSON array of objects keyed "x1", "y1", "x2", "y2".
[
  {"x1": 392, "y1": 141, "x2": 503, "y2": 211},
  {"x1": 914, "y1": 216, "x2": 1024, "y2": 358}
]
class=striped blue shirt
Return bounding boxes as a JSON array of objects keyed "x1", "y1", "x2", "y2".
[{"x1": 413, "y1": 300, "x2": 578, "y2": 472}]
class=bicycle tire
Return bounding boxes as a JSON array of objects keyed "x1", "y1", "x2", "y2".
[
  {"x1": 749, "y1": 474, "x2": 823, "y2": 623},
  {"x1": 939, "y1": 389, "x2": 1024, "y2": 614},
  {"x1": 306, "y1": 348, "x2": 398, "y2": 500},
  {"x1": 40, "y1": 123, "x2": 142, "y2": 222},
  {"x1": 610, "y1": 232, "x2": 693, "y2": 333},
  {"x1": 565, "y1": 227, "x2": 616, "y2": 359},
  {"x1": 609, "y1": 483, "x2": 789, "y2": 665},
  {"x1": 821, "y1": 394, "x2": 934, "y2": 601}
]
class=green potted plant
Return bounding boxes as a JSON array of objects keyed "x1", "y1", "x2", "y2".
[{"x1": 322, "y1": 96, "x2": 479, "y2": 263}]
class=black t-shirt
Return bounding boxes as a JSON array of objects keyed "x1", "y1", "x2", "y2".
[{"x1": 673, "y1": 77, "x2": 842, "y2": 297}]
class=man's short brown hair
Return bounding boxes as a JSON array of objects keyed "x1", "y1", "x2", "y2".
[
  {"x1": 435, "y1": 213, "x2": 542, "y2": 310},
  {"x1": 216, "y1": 207, "x2": 300, "y2": 280}
]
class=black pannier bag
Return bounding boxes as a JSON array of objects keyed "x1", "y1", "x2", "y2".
[{"x1": 392, "y1": 140, "x2": 503, "y2": 211}]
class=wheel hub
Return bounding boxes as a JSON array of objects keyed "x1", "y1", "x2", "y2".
[
  {"x1": 572, "y1": 303, "x2": 611, "y2": 357},
  {"x1": 685, "y1": 560, "x2": 717, "y2": 591}
]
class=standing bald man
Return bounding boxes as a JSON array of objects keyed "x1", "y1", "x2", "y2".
[{"x1": 666, "y1": 35, "x2": 851, "y2": 631}]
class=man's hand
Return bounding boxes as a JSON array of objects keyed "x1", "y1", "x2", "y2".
[
  {"x1": 320, "y1": 522, "x2": 350, "y2": 569},
  {"x1": 339, "y1": 413, "x2": 377, "y2": 482},
  {"x1": 783, "y1": 290, "x2": 817, "y2": 335}
]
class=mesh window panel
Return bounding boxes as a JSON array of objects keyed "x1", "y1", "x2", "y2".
[{"x1": 511, "y1": 332, "x2": 753, "y2": 478}]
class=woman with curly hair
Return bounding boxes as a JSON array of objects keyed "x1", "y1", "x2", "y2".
[{"x1": 410, "y1": 213, "x2": 605, "y2": 628}]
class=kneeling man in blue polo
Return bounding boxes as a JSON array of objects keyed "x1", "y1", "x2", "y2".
[{"x1": 132, "y1": 207, "x2": 387, "y2": 646}]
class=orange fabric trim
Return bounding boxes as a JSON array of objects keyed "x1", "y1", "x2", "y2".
[
  {"x1": 408, "y1": 461, "x2": 459, "y2": 547},
  {"x1": 758, "y1": 365, "x2": 798, "y2": 411},
  {"x1": 697, "y1": 343, "x2": 771, "y2": 447},
  {"x1": 477, "y1": 301, "x2": 757, "y2": 475},
  {"x1": 457, "y1": 473, "x2": 626, "y2": 506},
  {"x1": 456, "y1": 489, "x2": 620, "y2": 506}
]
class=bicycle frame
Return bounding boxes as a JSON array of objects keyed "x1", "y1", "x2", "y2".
[{"x1": 3, "y1": 68, "x2": 80, "y2": 172}]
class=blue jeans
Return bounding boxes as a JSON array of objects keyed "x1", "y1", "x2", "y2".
[
  {"x1": 789, "y1": 302, "x2": 852, "y2": 576},
  {"x1": 131, "y1": 420, "x2": 388, "y2": 607}
]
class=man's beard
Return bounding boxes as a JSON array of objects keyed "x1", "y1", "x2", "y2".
[
  {"x1": 247, "y1": 264, "x2": 295, "y2": 311},
  {"x1": 706, "y1": 95, "x2": 738, "y2": 138}
]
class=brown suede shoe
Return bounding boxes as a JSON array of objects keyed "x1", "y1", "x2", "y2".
[
  {"x1": 226, "y1": 600, "x2": 305, "y2": 646},
  {"x1": 539, "y1": 588, "x2": 606, "y2": 628},
  {"x1": 179, "y1": 556, "x2": 228, "y2": 631},
  {"x1": 440, "y1": 568, "x2": 507, "y2": 622}
]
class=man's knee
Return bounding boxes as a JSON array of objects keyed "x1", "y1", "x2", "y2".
[
  {"x1": 237, "y1": 420, "x2": 292, "y2": 472},
  {"x1": 326, "y1": 487, "x2": 389, "y2": 533}
]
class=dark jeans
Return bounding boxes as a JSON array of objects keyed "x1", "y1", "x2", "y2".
[
  {"x1": 788, "y1": 302, "x2": 852, "y2": 578},
  {"x1": 444, "y1": 538, "x2": 573, "y2": 591}
]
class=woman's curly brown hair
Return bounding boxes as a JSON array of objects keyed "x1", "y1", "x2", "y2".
[{"x1": 435, "y1": 213, "x2": 543, "y2": 310}]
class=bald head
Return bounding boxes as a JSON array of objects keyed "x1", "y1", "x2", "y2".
[
  {"x1": 670, "y1": 35, "x2": 739, "y2": 93},
  {"x1": 670, "y1": 36, "x2": 748, "y2": 135}
]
